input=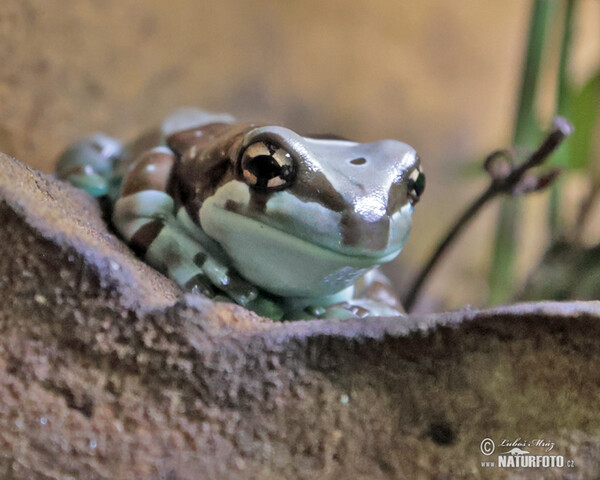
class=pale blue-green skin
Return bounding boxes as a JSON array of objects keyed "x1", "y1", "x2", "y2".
[
  {"x1": 57, "y1": 108, "x2": 420, "y2": 319},
  {"x1": 200, "y1": 181, "x2": 412, "y2": 298}
]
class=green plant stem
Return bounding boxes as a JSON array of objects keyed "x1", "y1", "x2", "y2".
[
  {"x1": 488, "y1": 0, "x2": 555, "y2": 305},
  {"x1": 513, "y1": 1, "x2": 555, "y2": 146},
  {"x1": 556, "y1": 0, "x2": 576, "y2": 115},
  {"x1": 548, "y1": 0, "x2": 577, "y2": 237}
]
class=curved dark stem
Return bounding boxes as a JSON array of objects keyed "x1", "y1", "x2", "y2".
[
  {"x1": 403, "y1": 117, "x2": 573, "y2": 312},
  {"x1": 574, "y1": 182, "x2": 600, "y2": 243},
  {"x1": 403, "y1": 187, "x2": 494, "y2": 311}
]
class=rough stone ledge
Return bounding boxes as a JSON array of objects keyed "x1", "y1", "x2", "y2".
[{"x1": 1, "y1": 153, "x2": 599, "y2": 479}]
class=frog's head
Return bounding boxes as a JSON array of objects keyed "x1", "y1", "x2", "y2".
[{"x1": 170, "y1": 124, "x2": 424, "y2": 299}]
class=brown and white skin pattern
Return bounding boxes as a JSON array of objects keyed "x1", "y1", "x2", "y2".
[{"x1": 57, "y1": 108, "x2": 424, "y2": 319}]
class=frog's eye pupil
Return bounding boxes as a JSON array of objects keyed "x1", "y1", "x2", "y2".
[
  {"x1": 407, "y1": 167, "x2": 425, "y2": 204},
  {"x1": 414, "y1": 172, "x2": 425, "y2": 196},
  {"x1": 241, "y1": 142, "x2": 296, "y2": 192}
]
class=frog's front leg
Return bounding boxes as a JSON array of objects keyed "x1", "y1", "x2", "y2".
[
  {"x1": 326, "y1": 269, "x2": 405, "y2": 318},
  {"x1": 352, "y1": 269, "x2": 405, "y2": 314},
  {"x1": 287, "y1": 270, "x2": 405, "y2": 319},
  {"x1": 111, "y1": 147, "x2": 259, "y2": 306}
]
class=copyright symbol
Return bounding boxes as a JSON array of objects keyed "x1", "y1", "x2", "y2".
[{"x1": 480, "y1": 438, "x2": 495, "y2": 456}]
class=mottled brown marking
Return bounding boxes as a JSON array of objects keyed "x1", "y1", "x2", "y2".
[
  {"x1": 386, "y1": 181, "x2": 408, "y2": 215},
  {"x1": 347, "y1": 304, "x2": 370, "y2": 318},
  {"x1": 120, "y1": 150, "x2": 175, "y2": 197},
  {"x1": 182, "y1": 195, "x2": 203, "y2": 225},
  {"x1": 166, "y1": 123, "x2": 233, "y2": 157},
  {"x1": 290, "y1": 169, "x2": 347, "y2": 213},
  {"x1": 289, "y1": 157, "x2": 396, "y2": 249},
  {"x1": 340, "y1": 212, "x2": 389, "y2": 250},
  {"x1": 224, "y1": 199, "x2": 240, "y2": 212},
  {"x1": 248, "y1": 191, "x2": 269, "y2": 214},
  {"x1": 123, "y1": 128, "x2": 164, "y2": 162},
  {"x1": 193, "y1": 252, "x2": 207, "y2": 267},
  {"x1": 172, "y1": 124, "x2": 257, "y2": 226},
  {"x1": 130, "y1": 220, "x2": 164, "y2": 257},
  {"x1": 354, "y1": 271, "x2": 404, "y2": 311}
]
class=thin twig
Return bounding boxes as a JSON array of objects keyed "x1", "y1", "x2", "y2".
[
  {"x1": 574, "y1": 181, "x2": 600, "y2": 243},
  {"x1": 403, "y1": 117, "x2": 573, "y2": 312}
]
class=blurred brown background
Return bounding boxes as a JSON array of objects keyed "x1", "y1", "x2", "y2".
[{"x1": 1, "y1": 0, "x2": 598, "y2": 310}]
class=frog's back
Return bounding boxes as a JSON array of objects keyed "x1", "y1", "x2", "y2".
[{"x1": 56, "y1": 108, "x2": 236, "y2": 203}]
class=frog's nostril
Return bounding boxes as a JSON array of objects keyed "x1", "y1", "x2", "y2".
[{"x1": 350, "y1": 157, "x2": 366, "y2": 165}]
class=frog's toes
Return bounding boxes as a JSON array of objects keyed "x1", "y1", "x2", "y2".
[
  {"x1": 192, "y1": 252, "x2": 228, "y2": 284},
  {"x1": 189, "y1": 252, "x2": 253, "y2": 304},
  {"x1": 218, "y1": 273, "x2": 258, "y2": 306},
  {"x1": 184, "y1": 273, "x2": 216, "y2": 297},
  {"x1": 247, "y1": 297, "x2": 284, "y2": 320},
  {"x1": 321, "y1": 307, "x2": 360, "y2": 319}
]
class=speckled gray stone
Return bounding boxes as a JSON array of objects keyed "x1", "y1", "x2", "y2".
[{"x1": 1, "y1": 153, "x2": 599, "y2": 479}]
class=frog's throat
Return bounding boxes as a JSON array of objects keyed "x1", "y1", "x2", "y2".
[{"x1": 199, "y1": 202, "x2": 403, "y2": 298}]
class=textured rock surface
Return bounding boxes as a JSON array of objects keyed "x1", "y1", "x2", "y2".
[{"x1": 1, "y1": 153, "x2": 599, "y2": 479}]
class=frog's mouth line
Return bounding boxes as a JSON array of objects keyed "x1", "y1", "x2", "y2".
[{"x1": 201, "y1": 203, "x2": 403, "y2": 266}]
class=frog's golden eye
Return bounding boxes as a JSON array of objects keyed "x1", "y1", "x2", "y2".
[
  {"x1": 407, "y1": 166, "x2": 425, "y2": 205},
  {"x1": 240, "y1": 141, "x2": 296, "y2": 192}
]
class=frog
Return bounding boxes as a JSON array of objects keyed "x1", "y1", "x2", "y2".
[{"x1": 56, "y1": 108, "x2": 424, "y2": 320}]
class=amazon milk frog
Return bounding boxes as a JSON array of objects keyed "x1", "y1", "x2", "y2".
[{"x1": 56, "y1": 108, "x2": 425, "y2": 319}]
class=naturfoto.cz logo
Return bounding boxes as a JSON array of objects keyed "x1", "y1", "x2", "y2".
[{"x1": 479, "y1": 437, "x2": 575, "y2": 469}]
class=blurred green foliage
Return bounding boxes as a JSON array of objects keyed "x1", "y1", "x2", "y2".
[
  {"x1": 488, "y1": 0, "x2": 555, "y2": 304},
  {"x1": 488, "y1": 0, "x2": 600, "y2": 304},
  {"x1": 564, "y1": 72, "x2": 600, "y2": 171}
]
